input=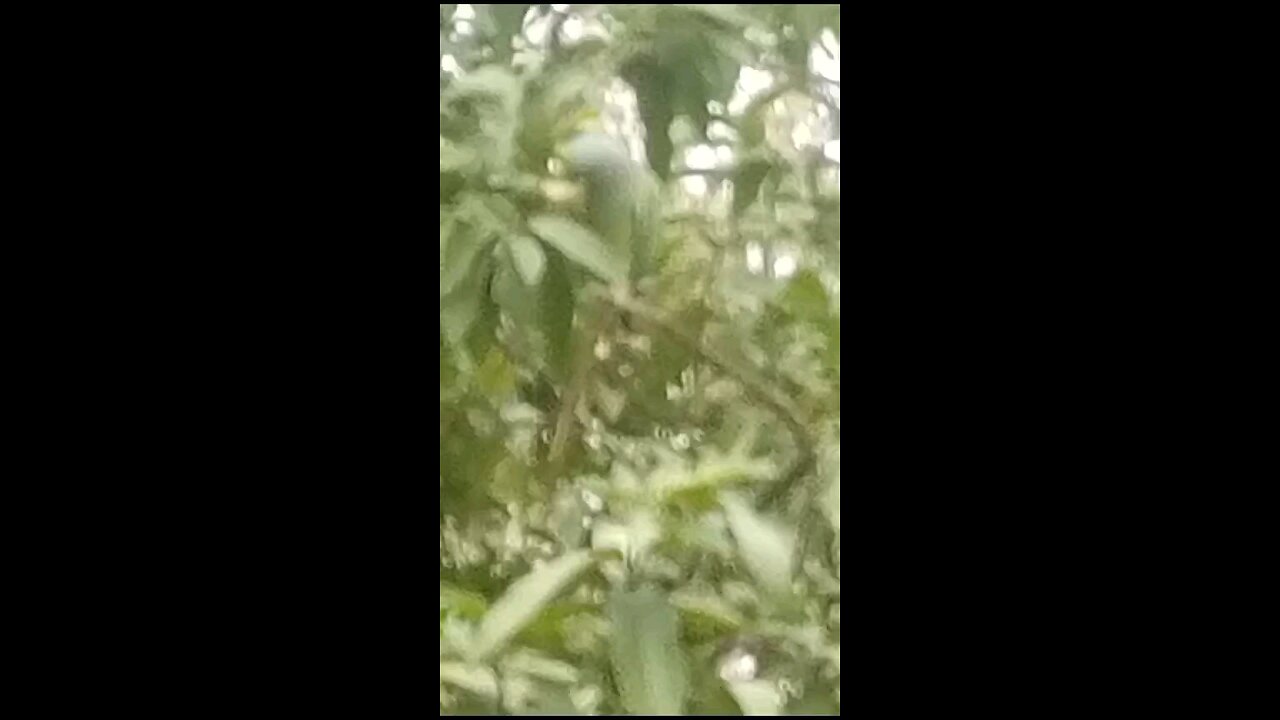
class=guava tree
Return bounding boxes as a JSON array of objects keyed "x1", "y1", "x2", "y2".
[{"x1": 441, "y1": 5, "x2": 840, "y2": 715}]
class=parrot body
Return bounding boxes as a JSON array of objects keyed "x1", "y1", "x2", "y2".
[
  {"x1": 560, "y1": 133, "x2": 659, "y2": 285},
  {"x1": 546, "y1": 133, "x2": 663, "y2": 469}
]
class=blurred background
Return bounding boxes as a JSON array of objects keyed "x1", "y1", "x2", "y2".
[{"x1": 441, "y1": 5, "x2": 840, "y2": 715}]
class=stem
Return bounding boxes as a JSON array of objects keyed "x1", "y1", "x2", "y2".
[
  {"x1": 597, "y1": 290, "x2": 816, "y2": 507},
  {"x1": 548, "y1": 299, "x2": 612, "y2": 474}
]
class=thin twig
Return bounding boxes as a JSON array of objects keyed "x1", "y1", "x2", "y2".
[
  {"x1": 548, "y1": 301, "x2": 613, "y2": 475},
  {"x1": 672, "y1": 166, "x2": 734, "y2": 179},
  {"x1": 597, "y1": 289, "x2": 817, "y2": 506}
]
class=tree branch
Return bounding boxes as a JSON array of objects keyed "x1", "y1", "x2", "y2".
[
  {"x1": 672, "y1": 166, "x2": 734, "y2": 179},
  {"x1": 597, "y1": 289, "x2": 817, "y2": 506},
  {"x1": 547, "y1": 300, "x2": 614, "y2": 476}
]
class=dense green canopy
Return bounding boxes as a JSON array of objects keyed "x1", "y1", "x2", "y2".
[{"x1": 441, "y1": 5, "x2": 840, "y2": 715}]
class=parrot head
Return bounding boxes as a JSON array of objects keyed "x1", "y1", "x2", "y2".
[{"x1": 556, "y1": 133, "x2": 634, "y2": 186}]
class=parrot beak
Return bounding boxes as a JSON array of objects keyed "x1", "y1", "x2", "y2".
[
  {"x1": 544, "y1": 147, "x2": 584, "y2": 205},
  {"x1": 551, "y1": 140, "x2": 579, "y2": 174},
  {"x1": 540, "y1": 178, "x2": 583, "y2": 205}
]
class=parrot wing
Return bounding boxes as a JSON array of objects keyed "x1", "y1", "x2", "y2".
[{"x1": 630, "y1": 169, "x2": 661, "y2": 283}]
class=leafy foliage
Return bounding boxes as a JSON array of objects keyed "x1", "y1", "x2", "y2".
[{"x1": 442, "y1": 5, "x2": 839, "y2": 715}]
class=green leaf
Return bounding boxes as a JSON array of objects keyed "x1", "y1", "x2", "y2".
[
  {"x1": 739, "y1": 94, "x2": 770, "y2": 149},
  {"x1": 485, "y1": 4, "x2": 532, "y2": 61},
  {"x1": 469, "y1": 550, "x2": 594, "y2": 662},
  {"x1": 513, "y1": 600, "x2": 603, "y2": 652},
  {"x1": 440, "y1": 137, "x2": 476, "y2": 174},
  {"x1": 449, "y1": 66, "x2": 522, "y2": 109},
  {"x1": 475, "y1": 348, "x2": 516, "y2": 399},
  {"x1": 721, "y1": 492, "x2": 796, "y2": 595},
  {"x1": 524, "y1": 685, "x2": 583, "y2": 716},
  {"x1": 445, "y1": 67, "x2": 523, "y2": 168},
  {"x1": 675, "y1": 514, "x2": 735, "y2": 559},
  {"x1": 538, "y1": 251, "x2": 574, "y2": 383},
  {"x1": 529, "y1": 215, "x2": 626, "y2": 284},
  {"x1": 651, "y1": 453, "x2": 774, "y2": 506},
  {"x1": 441, "y1": 273, "x2": 484, "y2": 348},
  {"x1": 465, "y1": 286, "x2": 500, "y2": 361},
  {"x1": 608, "y1": 586, "x2": 689, "y2": 715},
  {"x1": 441, "y1": 661, "x2": 499, "y2": 698},
  {"x1": 489, "y1": 456, "x2": 528, "y2": 506},
  {"x1": 671, "y1": 589, "x2": 745, "y2": 640},
  {"x1": 550, "y1": 492, "x2": 587, "y2": 550},
  {"x1": 490, "y1": 258, "x2": 545, "y2": 364},
  {"x1": 822, "y1": 446, "x2": 841, "y2": 531},
  {"x1": 592, "y1": 379, "x2": 627, "y2": 423},
  {"x1": 671, "y1": 55, "x2": 714, "y2": 135},
  {"x1": 796, "y1": 4, "x2": 840, "y2": 42},
  {"x1": 508, "y1": 235, "x2": 546, "y2": 286},
  {"x1": 441, "y1": 583, "x2": 489, "y2": 622},
  {"x1": 788, "y1": 681, "x2": 841, "y2": 715},
  {"x1": 674, "y1": 5, "x2": 758, "y2": 32},
  {"x1": 440, "y1": 221, "x2": 485, "y2": 299},
  {"x1": 591, "y1": 511, "x2": 661, "y2": 565},
  {"x1": 824, "y1": 475, "x2": 840, "y2": 531},
  {"x1": 733, "y1": 157, "x2": 775, "y2": 217},
  {"x1": 520, "y1": 66, "x2": 596, "y2": 166},
  {"x1": 780, "y1": 270, "x2": 830, "y2": 322},
  {"x1": 620, "y1": 52, "x2": 676, "y2": 179},
  {"x1": 502, "y1": 649, "x2": 580, "y2": 685},
  {"x1": 726, "y1": 678, "x2": 785, "y2": 716}
]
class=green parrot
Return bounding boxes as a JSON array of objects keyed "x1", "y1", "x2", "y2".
[
  {"x1": 558, "y1": 132, "x2": 659, "y2": 286},
  {"x1": 544, "y1": 133, "x2": 663, "y2": 468}
]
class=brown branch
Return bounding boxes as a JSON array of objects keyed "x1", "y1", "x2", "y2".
[
  {"x1": 672, "y1": 166, "x2": 734, "y2": 179},
  {"x1": 597, "y1": 289, "x2": 817, "y2": 507},
  {"x1": 547, "y1": 300, "x2": 613, "y2": 477}
]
